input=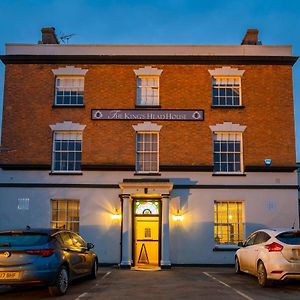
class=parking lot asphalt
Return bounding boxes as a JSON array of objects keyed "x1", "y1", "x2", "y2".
[{"x1": 1, "y1": 266, "x2": 300, "y2": 299}]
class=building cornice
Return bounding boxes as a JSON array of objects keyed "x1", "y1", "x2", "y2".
[
  {"x1": 0, "y1": 55, "x2": 298, "y2": 65},
  {"x1": 4, "y1": 44, "x2": 294, "y2": 56}
]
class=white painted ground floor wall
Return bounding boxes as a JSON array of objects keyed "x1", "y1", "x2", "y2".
[{"x1": 0, "y1": 170, "x2": 298, "y2": 265}]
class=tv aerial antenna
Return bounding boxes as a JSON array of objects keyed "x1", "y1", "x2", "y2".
[{"x1": 59, "y1": 33, "x2": 76, "y2": 44}]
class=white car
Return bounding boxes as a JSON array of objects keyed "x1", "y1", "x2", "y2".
[{"x1": 235, "y1": 228, "x2": 300, "y2": 287}]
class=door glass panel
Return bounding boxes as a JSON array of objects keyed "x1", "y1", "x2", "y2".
[{"x1": 135, "y1": 200, "x2": 160, "y2": 215}]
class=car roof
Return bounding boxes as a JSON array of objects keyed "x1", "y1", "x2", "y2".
[
  {"x1": 254, "y1": 228, "x2": 300, "y2": 236},
  {"x1": 0, "y1": 228, "x2": 72, "y2": 236}
]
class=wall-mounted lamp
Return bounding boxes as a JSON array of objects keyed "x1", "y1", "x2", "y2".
[
  {"x1": 112, "y1": 209, "x2": 121, "y2": 220},
  {"x1": 265, "y1": 158, "x2": 272, "y2": 167},
  {"x1": 172, "y1": 209, "x2": 184, "y2": 221}
]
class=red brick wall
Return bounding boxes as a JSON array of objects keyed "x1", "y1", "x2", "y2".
[{"x1": 0, "y1": 63, "x2": 296, "y2": 167}]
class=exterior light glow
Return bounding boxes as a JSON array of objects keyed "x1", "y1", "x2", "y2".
[
  {"x1": 173, "y1": 215, "x2": 184, "y2": 221},
  {"x1": 172, "y1": 209, "x2": 184, "y2": 221},
  {"x1": 112, "y1": 209, "x2": 121, "y2": 220}
]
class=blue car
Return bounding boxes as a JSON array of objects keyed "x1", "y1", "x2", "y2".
[{"x1": 0, "y1": 228, "x2": 98, "y2": 296}]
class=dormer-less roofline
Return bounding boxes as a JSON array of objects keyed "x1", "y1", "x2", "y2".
[
  {"x1": 0, "y1": 44, "x2": 297, "y2": 65},
  {"x1": 4, "y1": 44, "x2": 294, "y2": 56}
]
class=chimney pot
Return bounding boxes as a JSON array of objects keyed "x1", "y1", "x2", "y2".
[
  {"x1": 241, "y1": 29, "x2": 260, "y2": 45},
  {"x1": 40, "y1": 27, "x2": 59, "y2": 44}
]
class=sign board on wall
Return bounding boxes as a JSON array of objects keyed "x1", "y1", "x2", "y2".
[{"x1": 91, "y1": 109, "x2": 204, "y2": 121}]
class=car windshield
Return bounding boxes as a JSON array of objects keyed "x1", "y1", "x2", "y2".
[
  {"x1": 0, "y1": 233, "x2": 49, "y2": 247},
  {"x1": 276, "y1": 231, "x2": 300, "y2": 245}
]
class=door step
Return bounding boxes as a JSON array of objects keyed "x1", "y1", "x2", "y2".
[{"x1": 131, "y1": 266, "x2": 161, "y2": 271}]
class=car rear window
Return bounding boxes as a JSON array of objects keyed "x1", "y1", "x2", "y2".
[
  {"x1": 0, "y1": 233, "x2": 49, "y2": 247},
  {"x1": 276, "y1": 231, "x2": 300, "y2": 245}
]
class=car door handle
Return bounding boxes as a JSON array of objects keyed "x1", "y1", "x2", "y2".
[{"x1": 62, "y1": 248, "x2": 72, "y2": 252}]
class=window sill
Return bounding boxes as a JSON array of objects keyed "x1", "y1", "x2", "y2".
[
  {"x1": 134, "y1": 173, "x2": 161, "y2": 176},
  {"x1": 52, "y1": 105, "x2": 85, "y2": 108},
  {"x1": 211, "y1": 105, "x2": 245, "y2": 109},
  {"x1": 212, "y1": 173, "x2": 246, "y2": 176},
  {"x1": 213, "y1": 245, "x2": 240, "y2": 252},
  {"x1": 135, "y1": 105, "x2": 161, "y2": 109},
  {"x1": 49, "y1": 172, "x2": 83, "y2": 176}
]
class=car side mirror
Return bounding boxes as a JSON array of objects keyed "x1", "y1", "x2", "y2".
[
  {"x1": 87, "y1": 242, "x2": 94, "y2": 250},
  {"x1": 238, "y1": 241, "x2": 244, "y2": 247}
]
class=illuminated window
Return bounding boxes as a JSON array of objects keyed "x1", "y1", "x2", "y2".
[
  {"x1": 212, "y1": 77, "x2": 241, "y2": 106},
  {"x1": 135, "y1": 201, "x2": 160, "y2": 215},
  {"x1": 214, "y1": 201, "x2": 244, "y2": 244},
  {"x1": 213, "y1": 132, "x2": 243, "y2": 173},
  {"x1": 51, "y1": 199, "x2": 80, "y2": 233},
  {"x1": 136, "y1": 132, "x2": 159, "y2": 173},
  {"x1": 55, "y1": 76, "x2": 84, "y2": 106},
  {"x1": 52, "y1": 132, "x2": 82, "y2": 173},
  {"x1": 136, "y1": 77, "x2": 159, "y2": 106}
]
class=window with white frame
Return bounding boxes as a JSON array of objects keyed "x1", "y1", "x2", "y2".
[
  {"x1": 52, "y1": 132, "x2": 82, "y2": 172},
  {"x1": 136, "y1": 76, "x2": 159, "y2": 106},
  {"x1": 51, "y1": 199, "x2": 80, "y2": 233},
  {"x1": 213, "y1": 132, "x2": 242, "y2": 173},
  {"x1": 55, "y1": 76, "x2": 84, "y2": 106},
  {"x1": 214, "y1": 201, "x2": 244, "y2": 245},
  {"x1": 136, "y1": 132, "x2": 159, "y2": 173},
  {"x1": 212, "y1": 77, "x2": 241, "y2": 106}
]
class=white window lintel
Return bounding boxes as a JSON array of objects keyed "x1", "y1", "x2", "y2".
[
  {"x1": 50, "y1": 121, "x2": 86, "y2": 131},
  {"x1": 52, "y1": 66, "x2": 88, "y2": 76},
  {"x1": 208, "y1": 66, "x2": 245, "y2": 77},
  {"x1": 133, "y1": 122, "x2": 162, "y2": 132},
  {"x1": 209, "y1": 122, "x2": 246, "y2": 132},
  {"x1": 134, "y1": 66, "x2": 163, "y2": 76}
]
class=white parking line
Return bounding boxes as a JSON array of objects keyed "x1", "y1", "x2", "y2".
[
  {"x1": 102, "y1": 271, "x2": 111, "y2": 280},
  {"x1": 74, "y1": 271, "x2": 112, "y2": 299},
  {"x1": 203, "y1": 272, "x2": 255, "y2": 300},
  {"x1": 74, "y1": 292, "x2": 88, "y2": 300}
]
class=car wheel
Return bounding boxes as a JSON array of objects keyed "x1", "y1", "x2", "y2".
[
  {"x1": 257, "y1": 261, "x2": 272, "y2": 287},
  {"x1": 90, "y1": 260, "x2": 98, "y2": 279},
  {"x1": 235, "y1": 256, "x2": 242, "y2": 274},
  {"x1": 48, "y1": 266, "x2": 69, "y2": 296}
]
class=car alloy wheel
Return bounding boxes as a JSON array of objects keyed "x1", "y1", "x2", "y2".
[
  {"x1": 257, "y1": 261, "x2": 271, "y2": 287},
  {"x1": 58, "y1": 267, "x2": 68, "y2": 293},
  {"x1": 235, "y1": 257, "x2": 241, "y2": 274},
  {"x1": 48, "y1": 266, "x2": 69, "y2": 296}
]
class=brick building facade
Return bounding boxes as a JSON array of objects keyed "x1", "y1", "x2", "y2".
[{"x1": 0, "y1": 28, "x2": 298, "y2": 267}]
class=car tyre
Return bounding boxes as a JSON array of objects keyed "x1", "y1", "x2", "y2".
[
  {"x1": 90, "y1": 260, "x2": 98, "y2": 279},
  {"x1": 257, "y1": 261, "x2": 272, "y2": 287},
  {"x1": 235, "y1": 256, "x2": 242, "y2": 274},
  {"x1": 48, "y1": 266, "x2": 69, "y2": 296}
]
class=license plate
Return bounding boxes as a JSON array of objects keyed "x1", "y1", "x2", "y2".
[{"x1": 0, "y1": 272, "x2": 20, "y2": 280}]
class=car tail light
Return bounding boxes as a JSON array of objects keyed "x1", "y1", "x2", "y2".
[
  {"x1": 265, "y1": 242, "x2": 283, "y2": 252},
  {"x1": 25, "y1": 249, "x2": 54, "y2": 257}
]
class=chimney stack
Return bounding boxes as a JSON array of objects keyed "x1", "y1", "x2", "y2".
[
  {"x1": 241, "y1": 29, "x2": 260, "y2": 45},
  {"x1": 39, "y1": 27, "x2": 59, "y2": 44}
]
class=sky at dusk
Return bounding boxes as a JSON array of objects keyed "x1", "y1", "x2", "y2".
[{"x1": 0, "y1": 0, "x2": 300, "y2": 160}]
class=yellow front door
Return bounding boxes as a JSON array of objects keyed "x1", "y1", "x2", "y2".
[
  {"x1": 134, "y1": 200, "x2": 160, "y2": 268},
  {"x1": 135, "y1": 216, "x2": 159, "y2": 267}
]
